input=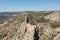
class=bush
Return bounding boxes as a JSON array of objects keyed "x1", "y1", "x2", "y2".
[
  {"x1": 50, "y1": 23, "x2": 60, "y2": 28},
  {"x1": 37, "y1": 16, "x2": 49, "y2": 23},
  {"x1": 0, "y1": 33, "x2": 2, "y2": 39}
]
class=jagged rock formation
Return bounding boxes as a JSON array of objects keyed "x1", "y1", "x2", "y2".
[
  {"x1": 44, "y1": 11, "x2": 60, "y2": 22},
  {"x1": 0, "y1": 11, "x2": 60, "y2": 40}
]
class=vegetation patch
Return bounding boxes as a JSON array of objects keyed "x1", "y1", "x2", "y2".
[
  {"x1": 0, "y1": 33, "x2": 2, "y2": 39},
  {"x1": 27, "y1": 14, "x2": 50, "y2": 25},
  {"x1": 50, "y1": 22, "x2": 60, "y2": 28},
  {"x1": 37, "y1": 16, "x2": 49, "y2": 23},
  {"x1": 10, "y1": 34, "x2": 14, "y2": 38}
]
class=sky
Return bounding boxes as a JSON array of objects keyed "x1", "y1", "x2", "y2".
[{"x1": 0, "y1": 0, "x2": 60, "y2": 12}]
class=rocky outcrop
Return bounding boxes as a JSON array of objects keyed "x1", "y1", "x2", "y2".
[
  {"x1": 44, "y1": 11, "x2": 60, "y2": 22},
  {"x1": 0, "y1": 11, "x2": 60, "y2": 40}
]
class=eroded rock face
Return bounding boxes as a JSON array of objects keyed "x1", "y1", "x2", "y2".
[
  {"x1": 37, "y1": 23, "x2": 53, "y2": 40},
  {"x1": 53, "y1": 34, "x2": 60, "y2": 40},
  {"x1": 22, "y1": 23, "x2": 36, "y2": 40}
]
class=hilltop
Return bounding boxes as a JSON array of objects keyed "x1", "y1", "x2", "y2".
[{"x1": 0, "y1": 11, "x2": 60, "y2": 40}]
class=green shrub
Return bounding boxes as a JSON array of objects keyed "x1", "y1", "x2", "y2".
[
  {"x1": 37, "y1": 16, "x2": 49, "y2": 23},
  {"x1": 0, "y1": 33, "x2": 2, "y2": 39},
  {"x1": 50, "y1": 23, "x2": 60, "y2": 28},
  {"x1": 10, "y1": 34, "x2": 14, "y2": 38}
]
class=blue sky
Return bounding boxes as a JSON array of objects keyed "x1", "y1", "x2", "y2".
[{"x1": 0, "y1": 0, "x2": 60, "y2": 12}]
